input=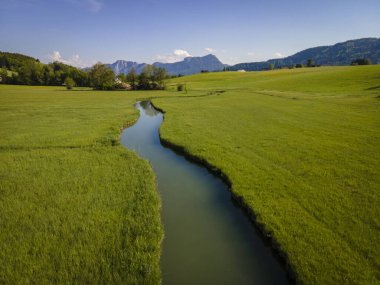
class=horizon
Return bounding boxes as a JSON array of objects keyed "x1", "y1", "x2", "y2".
[
  {"x1": 1, "y1": 0, "x2": 380, "y2": 67},
  {"x1": 3, "y1": 37, "x2": 379, "y2": 69}
]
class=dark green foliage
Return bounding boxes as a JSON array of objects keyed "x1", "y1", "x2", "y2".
[
  {"x1": 296, "y1": 63, "x2": 304, "y2": 68},
  {"x1": 64, "y1": 77, "x2": 75, "y2": 89},
  {"x1": 126, "y1": 67, "x2": 137, "y2": 90},
  {"x1": 177, "y1": 84, "x2": 184, "y2": 91},
  {"x1": 137, "y1": 72, "x2": 150, "y2": 90},
  {"x1": 0, "y1": 51, "x2": 89, "y2": 86},
  {"x1": 351, "y1": 58, "x2": 372, "y2": 65},
  {"x1": 0, "y1": 52, "x2": 38, "y2": 70},
  {"x1": 89, "y1": 63, "x2": 115, "y2": 90},
  {"x1": 0, "y1": 69, "x2": 8, "y2": 83},
  {"x1": 136, "y1": 65, "x2": 168, "y2": 90},
  {"x1": 153, "y1": 67, "x2": 168, "y2": 88},
  {"x1": 117, "y1": 73, "x2": 127, "y2": 82},
  {"x1": 269, "y1": 63, "x2": 274, "y2": 70},
  {"x1": 307, "y1": 58, "x2": 315, "y2": 67}
]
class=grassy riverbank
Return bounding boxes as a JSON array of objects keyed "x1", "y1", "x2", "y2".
[
  {"x1": 0, "y1": 86, "x2": 163, "y2": 284},
  {"x1": 153, "y1": 66, "x2": 380, "y2": 284}
]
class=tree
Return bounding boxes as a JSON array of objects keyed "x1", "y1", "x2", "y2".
[
  {"x1": 64, "y1": 77, "x2": 75, "y2": 89},
  {"x1": 307, "y1": 59, "x2": 315, "y2": 67},
  {"x1": 0, "y1": 69, "x2": 8, "y2": 84},
  {"x1": 295, "y1": 63, "x2": 304, "y2": 68},
  {"x1": 269, "y1": 63, "x2": 274, "y2": 70},
  {"x1": 117, "y1": 73, "x2": 127, "y2": 83},
  {"x1": 126, "y1": 67, "x2": 137, "y2": 90},
  {"x1": 153, "y1": 67, "x2": 168, "y2": 88},
  {"x1": 89, "y1": 63, "x2": 115, "y2": 90},
  {"x1": 142, "y1": 64, "x2": 155, "y2": 79},
  {"x1": 138, "y1": 72, "x2": 150, "y2": 90},
  {"x1": 351, "y1": 58, "x2": 372, "y2": 65}
]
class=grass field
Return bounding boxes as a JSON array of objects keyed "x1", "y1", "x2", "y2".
[
  {"x1": 0, "y1": 86, "x2": 164, "y2": 284},
  {"x1": 153, "y1": 66, "x2": 380, "y2": 284},
  {"x1": 0, "y1": 66, "x2": 379, "y2": 284}
]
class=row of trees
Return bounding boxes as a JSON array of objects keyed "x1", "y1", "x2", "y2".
[
  {"x1": 88, "y1": 63, "x2": 169, "y2": 90},
  {"x1": 0, "y1": 52, "x2": 172, "y2": 91}
]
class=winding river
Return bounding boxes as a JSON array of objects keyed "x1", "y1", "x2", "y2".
[{"x1": 121, "y1": 101, "x2": 289, "y2": 285}]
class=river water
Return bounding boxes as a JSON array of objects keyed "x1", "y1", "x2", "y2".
[{"x1": 121, "y1": 101, "x2": 289, "y2": 285}]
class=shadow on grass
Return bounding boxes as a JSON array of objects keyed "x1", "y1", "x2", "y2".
[{"x1": 366, "y1": 85, "x2": 380, "y2": 90}]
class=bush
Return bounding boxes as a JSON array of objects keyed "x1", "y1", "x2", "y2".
[
  {"x1": 64, "y1": 77, "x2": 75, "y2": 90},
  {"x1": 177, "y1": 84, "x2": 184, "y2": 91},
  {"x1": 351, "y1": 58, "x2": 372, "y2": 66},
  {"x1": 307, "y1": 59, "x2": 315, "y2": 67}
]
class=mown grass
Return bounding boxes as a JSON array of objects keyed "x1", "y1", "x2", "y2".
[
  {"x1": 153, "y1": 66, "x2": 380, "y2": 284},
  {"x1": 0, "y1": 86, "x2": 164, "y2": 284}
]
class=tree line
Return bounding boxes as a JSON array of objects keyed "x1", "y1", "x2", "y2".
[
  {"x1": 0, "y1": 52, "x2": 170, "y2": 91},
  {"x1": 0, "y1": 52, "x2": 89, "y2": 86},
  {"x1": 89, "y1": 63, "x2": 169, "y2": 90}
]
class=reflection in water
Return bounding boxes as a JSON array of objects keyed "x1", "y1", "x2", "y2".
[
  {"x1": 121, "y1": 101, "x2": 290, "y2": 285},
  {"x1": 138, "y1": 101, "x2": 160, "y2": 117}
]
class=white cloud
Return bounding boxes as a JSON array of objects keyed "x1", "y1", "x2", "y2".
[
  {"x1": 48, "y1": 51, "x2": 87, "y2": 68},
  {"x1": 174, "y1": 49, "x2": 191, "y2": 57},
  {"x1": 155, "y1": 49, "x2": 192, "y2": 63},
  {"x1": 205, "y1": 47, "x2": 216, "y2": 53},
  {"x1": 274, "y1": 52, "x2": 284, "y2": 58},
  {"x1": 247, "y1": 52, "x2": 255, "y2": 56}
]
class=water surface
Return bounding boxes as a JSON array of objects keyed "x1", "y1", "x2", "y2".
[{"x1": 121, "y1": 101, "x2": 289, "y2": 285}]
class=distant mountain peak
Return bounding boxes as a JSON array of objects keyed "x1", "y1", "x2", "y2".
[{"x1": 107, "y1": 54, "x2": 227, "y2": 75}]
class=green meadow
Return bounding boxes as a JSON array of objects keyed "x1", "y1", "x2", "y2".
[
  {"x1": 0, "y1": 86, "x2": 165, "y2": 284},
  {"x1": 153, "y1": 66, "x2": 380, "y2": 284},
  {"x1": 0, "y1": 65, "x2": 379, "y2": 284}
]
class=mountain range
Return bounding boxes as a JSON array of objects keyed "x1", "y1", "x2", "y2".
[
  {"x1": 107, "y1": 54, "x2": 226, "y2": 76},
  {"x1": 229, "y1": 38, "x2": 380, "y2": 71},
  {"x1": 105, "y1": 38, "x2": 379, "y2": 75}
]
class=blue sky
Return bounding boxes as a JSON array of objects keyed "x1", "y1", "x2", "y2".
[{"x1": 1, "y1": 0, "x2": 379, "y2": 66}]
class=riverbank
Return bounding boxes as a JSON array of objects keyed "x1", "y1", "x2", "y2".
[
  {"x1": 121, "y1": 101, "x2": 289, "y2": 284},
  {"x1": 152, "y1": 66, "x2": 380, "y2": 284}
]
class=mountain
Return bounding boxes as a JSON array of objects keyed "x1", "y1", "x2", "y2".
[
  {"x1": 229, "y1": 38, "x2": 380, "y2": 71},
  {"x1": 107, "y1": 54, "x2": 226, "y2": 76},
  {"x1": 153, "y1": 54, "x2": 226, "y2": 75},
  {"x1": 107, "y1": 60, "x2": 147, "y2": 75}
]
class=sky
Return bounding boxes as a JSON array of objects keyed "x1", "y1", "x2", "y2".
[{"x1": 1, "y1": 0, "x2": 379, "y2": 67}]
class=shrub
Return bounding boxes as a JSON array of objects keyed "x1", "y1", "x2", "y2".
[
  {"x1": 177, "y1": 84, "x2": 184, "y2": 91},
  {"x1": 351, "y1": 58, "x2": 372, "y2": 66},
  {"x1": 64, "y1": 77, "x2": 75, "y2": 90}
]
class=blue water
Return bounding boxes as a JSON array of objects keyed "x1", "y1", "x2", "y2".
[{"x1": 121, "y1": 101, "x2": 289, "y2": 285}]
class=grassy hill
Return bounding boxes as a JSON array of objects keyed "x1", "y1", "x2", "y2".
[{"x1": 153, "y1": 66, "x2": 380, "y2": 284}]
